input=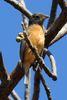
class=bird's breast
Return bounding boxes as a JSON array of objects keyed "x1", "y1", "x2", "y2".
[{"x1": 28, "y1": 24, "x2": 45, "y2": 52}]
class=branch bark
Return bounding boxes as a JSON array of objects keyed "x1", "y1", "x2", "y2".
[
  {"x1": 32, "y1": 70, "x2": 40, "y2": 100},
  {"x1": 58, "y1": 0, "x2": 67, "y2": 10},
  {"x1": 43, "y1": 48, "x2": 57, "y2": 78},
  {"x1": 0, "y1": 52, "x2": 9, "y2": 83},
  {"x1": 4, "y1": 0, "x2": 32, "y2": 18},
  {"x1": 47, "y1": 0, "x2": 58, "y2": 28},
  {"x1": 19, "y1": 0, "x2": 30, "y2": 100},
  {"x1": 0, "y1": 52, "x2": 21, "y2": 99},
  {"x1": 0, "y1": 61, "x2": 25, "y2": 99},
  {"x1": 45, "y1": 8, "x2": 67, "y2": 47},
  {"x1": 11, "y1": 90, "x2": 21, "y2": 100},
  {"x1": 40, "y1": 72, "x2": 52, "y2": 100},
  {"x1": 49, "y1": 23, "x2": 67, "y2": 46}
]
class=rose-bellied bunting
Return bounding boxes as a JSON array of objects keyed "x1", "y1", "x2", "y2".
[{"x1": 16, "y1": 13, "x2": 49, "y2": 74}]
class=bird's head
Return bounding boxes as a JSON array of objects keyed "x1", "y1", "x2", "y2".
[{"x1": 29, "y1": 13, "x2": 49, "y2": 25}]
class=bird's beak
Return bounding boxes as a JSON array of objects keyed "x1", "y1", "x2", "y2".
[{"x1": 43, "y1": 14, "x2": 49, "y2": 19}]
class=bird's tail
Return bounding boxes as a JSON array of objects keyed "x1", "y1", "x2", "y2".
[{"x1": 24, "y1": 70, "x2": 30, "y2": 84}]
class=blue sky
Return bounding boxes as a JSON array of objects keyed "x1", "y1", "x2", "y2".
[{"x1": 0, "y1": 0, "x2": 67, "y2": 100}]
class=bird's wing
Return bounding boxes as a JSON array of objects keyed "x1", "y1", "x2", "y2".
[{"x1": 20, "y1": 39, "x2": 27, "y2": 61}]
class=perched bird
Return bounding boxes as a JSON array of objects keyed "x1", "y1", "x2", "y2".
[{"x1": 16, "y1": 13, "x2": 49, "y2": 74}]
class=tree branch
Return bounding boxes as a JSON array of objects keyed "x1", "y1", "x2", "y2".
[
  {"x1": 40, "y1": 72, "x2": 52, "y2": 100},
  {"x1": 58, "y1": 0, "x2": 67, "y2": 10},
  {"x1": 0, "y1": 52, "x2": 21, "y2": 99},
  {"x1": 19, "y1": 0, "x2": 30, "y2": 100},
  {"x1": 0, "y1": 52, "x2": 9, "y2": 83},
  {"x1": 32, "y1": 70, "x2": 40, "y2": 100},
  {"x1": 0, "y1": 61, "x2": 25, "y2": 99},
  {"x1": 49, "y1": 23, "x2": 67, "y2": 46},
  {"x1": 11, "y1": 90, "x2": 21, "y2": 100},
  {"x1": 32, "y1": 67, "x2": 52, "y2": 100},
  {"x1": 45, "y1": 8, "x2": 67, "y2": 47},
  {"x1": 4, "y1": 0, "x2": 32, "y2": 18},
  {"x1": 43, "y1": 48, "x2": 57, "y2": 78},
  {"x1": 47, "y1": 0, "x2": 58, "y2": 28}
]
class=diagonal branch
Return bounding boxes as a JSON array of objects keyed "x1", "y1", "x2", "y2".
[
  {"x1": 49, "y1": 23, "x2": 67, "y2": 46},
  {"x1": 4, "y1": 0, "x2": 32, "y2": 18},
  {"x1": 0, "y1": 61, "x2": 25, "y2": 99},
  {"x1": 40, "y1": 72, "x2": 52, "y2": 100},
  {"x1": 0, "y1": 52, "x2": 9, "y2": 83},
  {"x1": 32, "y1": 67, "x2": 52, "y2": 100},
  {"x1": 45, "y1": 8, "x2": 67, "y2": 47},
  {"x1": 0, "y1": 52, "x2": 21, "y2": 99},
  {"x1": 11, "y1": 90, "x2": 21, "y2": 100}
]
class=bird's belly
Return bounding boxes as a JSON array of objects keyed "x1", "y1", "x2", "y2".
[
  {"x1": 23, "y1": 48, "x2": 35, "y2": 64},
  {"x1": 23, "y1": 35, "x2": 44, "y2": 65}
]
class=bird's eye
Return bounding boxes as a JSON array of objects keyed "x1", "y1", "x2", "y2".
[{"x1": 35, "y1": 16, "x2": 40, "y2": 19}]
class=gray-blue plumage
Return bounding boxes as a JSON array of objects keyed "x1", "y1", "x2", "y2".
[{"x1": 20, "y1": 39, "x2": 26, "y2": 62}]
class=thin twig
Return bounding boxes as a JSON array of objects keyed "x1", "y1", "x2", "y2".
[
  {"x1": 32, "y1": 70, "x2": 40, "y2": 100},
  {"x1": 8, "y1": 95, "x2": 13, "y2": 100},
  {"x1": 33, "y1": 66, "x2": 52, "y2": 100},
  {"x1": 11, "y1": 90, "x2": 21, "y2": 100},
  {"x1": 23, "y1": 15, "x2": 30, "y2": 100},
  {"x1": 19, "y1": 0, "x2": 31, "y2": 99},
  {"x1": 40, "y1": 72, "x2": 52, "y2": 100},
  {"x1": 47, "y1": 0, "x2": 58, "y2": 28}
]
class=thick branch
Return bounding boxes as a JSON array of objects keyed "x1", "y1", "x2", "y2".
[
  {"x1": 0, "y1": 52, "x2": 21, "y2": 99},
  {"x1": 4, "y1": 0, "x2": 32, "y2": 18},
  {"x1": 0, "y1": 52, "x2": 9, "y2": 83},
  {"x1": 0, "y1": 61, "x2": 25, "y2": 99},
  {"x1": 49, "y1": 23, "x2": 67, "y2": 46},
  {"x1": 45, "y1": 8, "x2": 67, "y2": 47}
]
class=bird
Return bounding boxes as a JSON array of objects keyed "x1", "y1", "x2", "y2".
[{"x1": 16, "y1": 13, "x2": 49, "y2": 74}]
